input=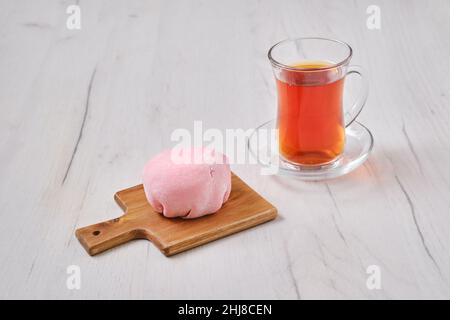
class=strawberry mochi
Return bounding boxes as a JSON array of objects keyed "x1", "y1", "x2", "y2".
[{"x1": 142, "y1": 147, "x2": 232, "y2": 219}]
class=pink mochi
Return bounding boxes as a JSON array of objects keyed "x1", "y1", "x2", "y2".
[{"x1": 142, "y1": 147, "x2": 232, "y2": 219}]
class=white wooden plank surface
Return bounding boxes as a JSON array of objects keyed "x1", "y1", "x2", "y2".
[{"x1": 1, "y1": 0, "x2": 450, "y2": 299}]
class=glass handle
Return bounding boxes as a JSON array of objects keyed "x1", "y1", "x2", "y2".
[{"x1": 344, "y1": 65, "x2": 369, "y2": 127}]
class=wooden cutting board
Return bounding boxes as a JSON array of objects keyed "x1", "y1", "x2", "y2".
[{"x1": 76, "y1": 173, "x2": 277, "y2": 256}]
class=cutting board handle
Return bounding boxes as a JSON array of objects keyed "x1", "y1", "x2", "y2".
[{"x1": 75, "y1": 215, "x2": 144, "y2": 256}]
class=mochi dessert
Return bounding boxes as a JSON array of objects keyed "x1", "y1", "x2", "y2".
[{"x1": 142, "y1": 147, "x2": 231, "y2": 219}]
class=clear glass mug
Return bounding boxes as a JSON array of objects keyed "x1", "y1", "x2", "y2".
[{"x1": 268, "y1": 37, "x2": 368, "y2": 168}]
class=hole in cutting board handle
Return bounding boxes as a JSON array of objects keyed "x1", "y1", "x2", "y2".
[{"x1": 92, "y1": 230, "x2": 101, "y2": 236}]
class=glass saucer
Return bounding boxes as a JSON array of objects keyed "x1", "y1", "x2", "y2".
[{"x1": 247, "y1": 119, "x2": 374, "y2": 180}]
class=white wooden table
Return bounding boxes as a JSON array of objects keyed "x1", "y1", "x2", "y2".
[{"x1": 1, "y1": 0, "x2": 450, "y2": 299}]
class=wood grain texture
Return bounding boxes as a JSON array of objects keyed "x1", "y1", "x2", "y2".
[
  {"x1": 1, "y1": 0, "x2": 450, "y2": 299},
  {"x1": 76, "y1": 174, "x2": 277, "y2": 256}
]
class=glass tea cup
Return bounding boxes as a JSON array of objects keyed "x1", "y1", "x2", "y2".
[{"x1": 268, "y1": 37, "x2": 368, "y2": 168}]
